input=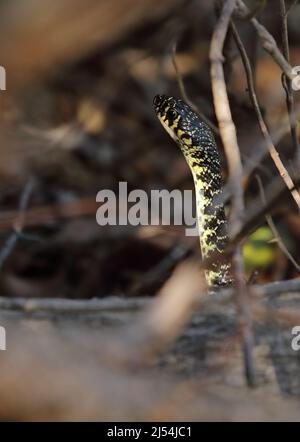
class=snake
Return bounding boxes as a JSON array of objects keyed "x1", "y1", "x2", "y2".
[{"x1": 153, "y1": 94, "x2": 233, "y2": 288}]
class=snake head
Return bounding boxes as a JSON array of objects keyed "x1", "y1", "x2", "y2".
[
  {"x1": 153, "y1": 94, "x2": 178, "y2": 127},
  {"x1": 153, "y1": 94, "x2": 216, "y2": 156}
]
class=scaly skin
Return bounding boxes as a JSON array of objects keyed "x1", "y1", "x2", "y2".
[{"x1": 153, "y1": 94, "x2": 233, "y2": 287}]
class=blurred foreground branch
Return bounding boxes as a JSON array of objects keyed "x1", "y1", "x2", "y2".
[
  {"x1": 0, "y1": 178, "x2": 35, "y2": 268},
  {"x1": 1, "y1": 276, "x2": 300, "y2": 420},
  {"x1": 0, "y1": 0, "x2": 184, "y2": 91}
]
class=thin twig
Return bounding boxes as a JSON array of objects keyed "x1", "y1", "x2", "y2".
[
  {"x1": 0, "y1": 196, "x2": 99, "y2": 230},
  {"x1": 171, "y1": 43, "x2": 219, "y2": 136},
  {"x1": 205, "y1": 171, "x2": 300, "y2": 280},
  {"x1": 234, "y1": 174, "x2": 300, "y2": 249},
  {"x1": 232, "y1": 244, "x2": 256, "y2": 387},
  {"x1": 0, "y1": 177, "x2": 35, "y2": 269},
  {"x1": 235, "y1": 0, "x2": 294, "y2": 81},
  {"x1": 241, "y1": 106, "x2": 300, "y2": 180},
  {"x1": 240, "y1": 0, "x2": 267, "y2": 20},
  {"x1": 218, "y1": 104, "x2": 300, "y2": 209},
  {"x1": 279, "y1": 0, "x2": 300, "y2": 166},
  {"x1": 210, "y1": 0, "x2": 255, "y2": 387},
  {"x1": 256, "y1": 174, "x2": 300, "y2": 274},
  {"x1": 231, "y1": 21, "x2": 300, "y2": 211},
  {"x1": 210, "y1": 0, "x2": 244, "y2": 237},
  {"x1": 285, "y1": 0, "x2": 299, "y2": 15}
]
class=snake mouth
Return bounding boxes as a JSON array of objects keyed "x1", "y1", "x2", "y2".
[
  {"x1": 153, "y1": 94, "x2": 179, "y2": 142},
  {"x1": 159, "y1": 117, "x2": 179, "y2": 142}
]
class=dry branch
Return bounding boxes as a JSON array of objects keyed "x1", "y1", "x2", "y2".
[
  {"x1": 256, "y1": 174, "x2": 300, "y2": 274},
  {"x1": 171, "y1": 43, "x2": 219, "y2": 136},
  {"x1": 210, "y1": 0, "x2": 244, "y2": 237},
  {"x1": 209, "y1": 0, "x2": 254, "y2": 386},
  {"x1": 1, "y1": 276, "x2": 300, "y2": 420},
  {"x1": 230, "y1": 21, "x2": 300, "y2": 211},
  {"x1": 1, "y1": 278, "x2": 300, "y2": 313},
  {"x1": 279, "y1": 0, "x2": 300, "y2": 165},
  {"x1": 236, "y1": 0, "x2": 294, "y2": 80},
  {"x1": 0, "y1": 177, "x2": 35, "y2": 268}
]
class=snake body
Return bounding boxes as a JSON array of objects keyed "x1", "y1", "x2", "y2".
[{"x1": 153, "y1": 94, "x2": 232, "y2": 287}]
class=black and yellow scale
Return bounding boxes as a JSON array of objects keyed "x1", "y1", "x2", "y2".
[{"x1": 153, "y1": 94, "x2": 233, "y2": 288}]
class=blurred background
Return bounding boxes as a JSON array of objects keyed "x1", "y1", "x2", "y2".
[
  {"x1": 0, "y1": 0, "x2": 300, "y2": 300},
  {"x1": 1, "y1": 0, "x2": 300, "y2": 422}
]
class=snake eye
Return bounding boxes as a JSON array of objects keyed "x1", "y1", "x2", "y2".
[
  {"x1": 166, "y1": 108, "x2": 177, "y2": 120},
  {"x1": 168, "y1": 98, "x2": 176, "y2": 107}
]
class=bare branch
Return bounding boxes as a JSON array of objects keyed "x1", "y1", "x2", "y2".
[
  {"x1": 210, "y1": 0, "x2": 255, "y2": 387},
  {"x1": 235, "y1": 0, "x2": 294, "y2": 80},
  {"x1": 240, "y1": 0, "x2": 267, "y2": 20},
  {"x1": 210, "y1": 0, "x2": 244, "y2": 237},
  {"x1": 279, "y1": 0, "x2": 300, "y2": 165},
  {"x1": 256, "y1": 174, "x2": 300, "y2": 274},
  {"x1": 171, "y1": 43, "x2": 220, "y2": 136},
  {"x1": 1, "y1": 277, "x2": 300, "y2": 316},
  {"x1": 285, "y1": 0, "x2": 299, "y2": 15},
  {"x1": 231, "y1": 22, "x2": 300, "y2": 211},
  {"x1": 0, "y1": 177, "x2": 35, "y2": 269}
]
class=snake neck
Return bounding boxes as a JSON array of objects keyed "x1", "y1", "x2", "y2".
[
  {"x1": 178, "y1": 136, "x2": 233, "y2": 288},
  {"x1": 153, "y1": 94, "x2": 233, "y2": 288},
  {"x1": 191, "y1": 164, "x2": 232, "y2": 287},
  {"x1": 178, "y1": 138, "x2": 233, "y2": 289}
]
